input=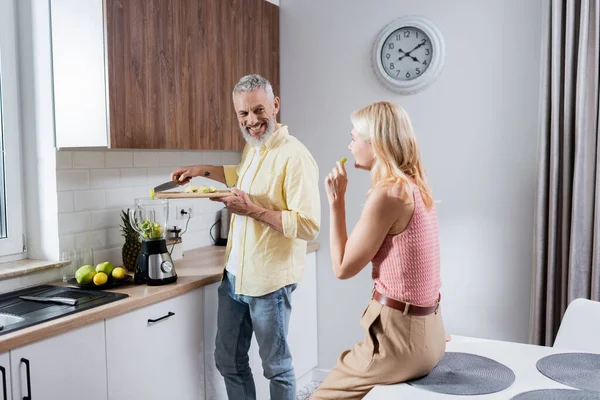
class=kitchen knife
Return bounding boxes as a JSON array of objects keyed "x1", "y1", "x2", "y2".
[
  {"x1": 19, "y1": 295, "x2": 79, "y2": 306},
  {"x1": 153, "y1": 180, "x2": 180, "y2": 193}
]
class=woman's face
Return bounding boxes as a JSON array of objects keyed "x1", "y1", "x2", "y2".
[{"x1": 348, "y1": 128, "x2": 375, "y2": 170}]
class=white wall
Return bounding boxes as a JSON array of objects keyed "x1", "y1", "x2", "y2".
[{"x1": 280, "y1": 0, "x2": 543, "y2": 368}]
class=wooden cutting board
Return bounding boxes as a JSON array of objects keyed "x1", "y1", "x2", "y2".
[{"x1": 154, "y1": 190, "x2": 233, "y2": 199}]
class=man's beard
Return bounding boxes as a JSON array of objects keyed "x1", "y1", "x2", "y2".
[{"x1": 240, "y1": 119, "x2": 276, "y2": 147}]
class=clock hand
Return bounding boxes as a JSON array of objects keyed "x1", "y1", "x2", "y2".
[
  {"x1": 405, "y1": 42, "x2": 425, "y2": 56},
  {"x1": 399, "y1": 54, "x2": 420, "y2": 62}
]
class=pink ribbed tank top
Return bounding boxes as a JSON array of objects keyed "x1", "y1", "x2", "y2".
[{"x1": 372, "y1": 185, "x2": 441, "y2": 307}]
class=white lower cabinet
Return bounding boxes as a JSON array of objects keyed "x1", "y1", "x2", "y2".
[
  {"x1": 0, "y1": 353, "x2": 11, "y2": 400},
  {"x1": 10, "y1": 322, "x2": 107, "y2": 400},
  {"x1": 205, "y1": 252, "x2": 319, "y2": 400},
  {"x1": 105, "y1": 288, "x2": 204, "y2": 400}
]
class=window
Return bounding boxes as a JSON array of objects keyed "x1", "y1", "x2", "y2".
[{"x1": 0, "y1": 0, "x2": 24, "y2": 258}]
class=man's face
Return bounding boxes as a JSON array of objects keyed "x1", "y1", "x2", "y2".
[{"x1": 233, "y1": 89, "x2": 280, "y2": 146}]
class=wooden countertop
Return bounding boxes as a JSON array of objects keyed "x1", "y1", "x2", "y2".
[{"x1": 0, "y1": 242, "x2": 320, "y2": 353}]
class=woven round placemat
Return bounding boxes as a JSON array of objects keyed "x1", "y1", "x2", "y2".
[
  {"x1": 406, "y1": 352, "x2": 516, "y2": 395},
  {"x1": 536, "y1": 353, "x2": 600, "y2": 392},
  {"x1": 510, "y1": 389, "x2": 600, "y2": 400}
]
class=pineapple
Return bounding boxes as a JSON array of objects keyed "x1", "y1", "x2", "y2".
[{"x1": 120, "y1": 209, "x2": 141, "y2": 272}]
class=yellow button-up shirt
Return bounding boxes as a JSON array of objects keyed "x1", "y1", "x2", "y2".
[{"x1": 223, "y1": 124, "x2": 320, "y2": 296}]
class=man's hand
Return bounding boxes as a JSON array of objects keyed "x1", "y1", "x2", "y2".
[
  {"x1": 171, "y1": 165, "x2": 227, "y2": 185},
  {"x1": 171, "y1": 166, "x2": 200, "y2": 185},
  {"x1": 212, "y1": 188, "x2": 257, "y2": 217}
]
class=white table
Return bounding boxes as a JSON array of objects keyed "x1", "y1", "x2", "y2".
[{"x1": 364, "y1": 335, "x2": 593, "y2": 399}]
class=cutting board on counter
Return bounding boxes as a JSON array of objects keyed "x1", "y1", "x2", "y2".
[{"x1": 154, "y1": 190, "x2": 233, "y2": 199}]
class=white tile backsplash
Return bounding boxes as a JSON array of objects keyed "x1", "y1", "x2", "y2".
[
  {"x1": 133, "y1": 151, "x2": 160, "y2": 167},
  {"x1": 56, "y1": 151, "x2": 73, "y2": 169},
  {"x1": 59, "y1": 234, "x2": 75, "y2": 252},
  {"x1": 73, "y1": 151, "x2": 105, "y2": 169},
  {"x1": 158, "y1": 151, "x2": 186, "y2": 167},
  {"x1": 57, "y1": 191, "x2": 74, "y2": 213},
  {"x1": 75, "y1": 229, "x2": 108, "y2": 250},
  {"x1": 120, "y1": 168, "x2": 147, "y2": 187},
  {"x1": 93, "y1": 247, "x2": 122, "y2": 267},
  {"x1": 107, "y1": 228, "x2": 123, "y2": 247},
  {"x1": 74, "y1": 190, "x2": 106, "y2": 211},
  {"x1": 57, "y1": 170, "x2": 90, "y2": 191},
  {"x1": 182, "y1": 152, "x2": 203, "y2": 166},
  {"x1": 147, "y1": 167, "x2": 174, "y2": 186},
  {"x1": 222, "y1": 151, "x2": 242, "y2": 165},
  {"x1": 58, "y1": 211, "x2": 92, "y2": 235},
  {"x1": 202, "y1": 152, "x2": 221, "y2": 165},
  {"x1": 91, "y1": 209, "x2": 123, "y2": 230},
  {"x1": 106, "y1": 187, "x2": 135, "y2": 208},
  {"x1": 90, "y1": 169, "x2": 120, "y2": 189},
  {"x1": 55, "y1": 149, "x2": 240, "y2": 268},
  {"x1": 133, "y1": 186, "x2": 152, "y2": 199},
  {"x1": 106, "y1": 151, "x2": 133, "y2": 168}
]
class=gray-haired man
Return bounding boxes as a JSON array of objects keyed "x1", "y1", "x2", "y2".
[{"x1": 171, "y1": 74, "x2": 320, "y2": 400}]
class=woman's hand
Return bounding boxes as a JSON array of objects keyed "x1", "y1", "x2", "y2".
[{"x1": 324, "y1": 160, "x2": 348, "y2": 205}]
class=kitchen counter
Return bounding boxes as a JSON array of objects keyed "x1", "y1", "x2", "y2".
[{"x1": 0, "y1": 242, "x2": 320, "y2": 353}]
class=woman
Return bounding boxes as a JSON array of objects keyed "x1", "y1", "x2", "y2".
[{"x1": 311, "y1": 101, "x2": 447, "y2": 399}]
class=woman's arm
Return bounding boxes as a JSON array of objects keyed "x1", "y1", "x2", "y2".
[
  {"x1": 325, "y1": 161, "x2": 405, "y2": 279},
  {"x1": 330, "y1": 188, "x2": 405, "y2": 279}
]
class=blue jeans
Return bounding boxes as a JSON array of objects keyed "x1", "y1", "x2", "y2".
[{"x1": 215, "y1": 271, "x2": 297, "y2": 400}]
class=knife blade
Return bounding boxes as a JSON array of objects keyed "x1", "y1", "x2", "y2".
[
  {"x1": 153, "y1": 180, "x2": 180, "y2": 193},
  {"x1": 19, "y1": 295, "x2": 79, "y2": 306}
]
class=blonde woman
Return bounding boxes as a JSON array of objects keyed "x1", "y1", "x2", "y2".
[{"x1": 312, "y1": 101, "x2": 446, "y2": 399}]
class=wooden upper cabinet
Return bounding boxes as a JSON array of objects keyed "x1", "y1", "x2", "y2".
[{"x1": 105, "y1": 0, "x2": 279, "y2": 150}]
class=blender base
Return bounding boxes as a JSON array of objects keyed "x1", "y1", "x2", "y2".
[{"x1": 135, "y1": 239, "x2": 178, "y2": 285}]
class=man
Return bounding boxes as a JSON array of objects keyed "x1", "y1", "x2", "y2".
[{"x1": 171, "y1": 74, "x2": 320, "y2": 400}]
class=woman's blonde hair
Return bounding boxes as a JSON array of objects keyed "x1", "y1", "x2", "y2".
[{"x1": 350, "y1": 101, "x2": 434, "y2": 209}]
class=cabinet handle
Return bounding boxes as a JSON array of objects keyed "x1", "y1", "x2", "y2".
[
  {"x1": 147, "y1": 311, "x2": 175, "y2": 324},
  {"x1": 21, "y1": 358, "x2": 31, "y2": 400},
  {"x1": 0, "y1": 365, "x2": 6, "y2": 400}
]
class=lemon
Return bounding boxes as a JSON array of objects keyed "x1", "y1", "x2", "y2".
[
  {"x1": 93, "y1": 272, "x2": 108, "y2": 286},
  {"x1": 112, "y1": 267, "x2": 126, "y2": 280}
]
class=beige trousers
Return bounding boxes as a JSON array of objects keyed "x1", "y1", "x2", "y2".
[{"x1": 311, "y1": 298, "x2": 446, "y2": 400}]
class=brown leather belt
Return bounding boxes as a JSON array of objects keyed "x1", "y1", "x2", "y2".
[{"x1": 372, "y1": 289, "x2": 440, "y2": 316}]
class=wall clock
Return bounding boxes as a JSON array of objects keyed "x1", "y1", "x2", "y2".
[{"x1": 372, "y1": 16, "x2": 446, "y2": 95}]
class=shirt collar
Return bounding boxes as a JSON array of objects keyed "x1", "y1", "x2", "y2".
[{"x1": 262, "y1": 124, "x2": 288, "y2": 150}]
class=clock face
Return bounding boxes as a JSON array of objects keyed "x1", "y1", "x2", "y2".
[{"x1": 380, "y1": 26, "x2": 433, "y2": 81}]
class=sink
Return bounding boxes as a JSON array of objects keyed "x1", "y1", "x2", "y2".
[
  {"x1": 0, "y1": 313, "x2": 25, "y2": 331},
  {"x1": 0, "y1": 285, "x2": 128, "y2": 336}
]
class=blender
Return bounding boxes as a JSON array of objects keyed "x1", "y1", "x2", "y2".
[{"x1": 129, "y1": 198, "x2": 177, "y2": 285}]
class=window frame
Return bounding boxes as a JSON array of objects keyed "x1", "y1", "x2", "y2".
[{"x1": 0, "y1": 0, "x2": 25, "y2": 259}]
